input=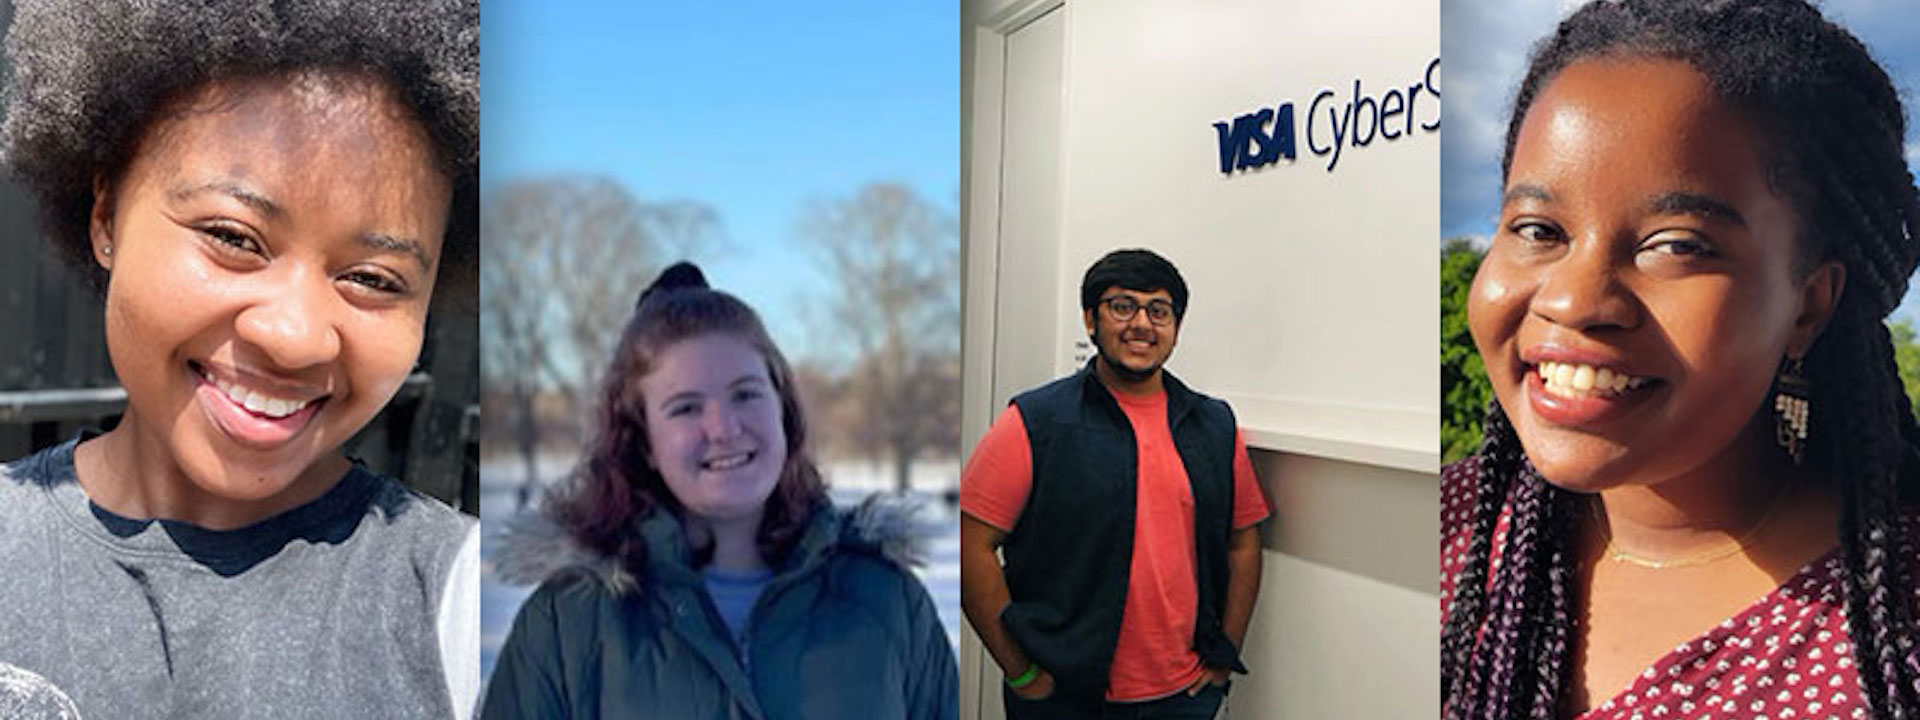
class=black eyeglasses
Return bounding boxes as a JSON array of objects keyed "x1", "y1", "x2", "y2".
[{"x1": 1100, "y1": 296, "x2": 1175, "y2": 326}]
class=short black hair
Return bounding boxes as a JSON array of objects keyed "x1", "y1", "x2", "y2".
[
  {"x1": 0, "y1": 0, "x2": 478, "y2": 300},
  {"x1": 1079, "y1": 248, "x2": 1190, "y2": 321}
]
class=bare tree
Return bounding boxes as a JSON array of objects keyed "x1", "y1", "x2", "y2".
[
  {"x1": 799, "y1": 182, "x2": 960, "y2": 492},
  {"x1": 481, "y1": 176, "x2": 718, "y2": 495}
]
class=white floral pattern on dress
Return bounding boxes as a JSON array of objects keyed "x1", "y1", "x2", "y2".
[{"x1": 1441, "y1": 458, "x2": 1920, "y2": 720}]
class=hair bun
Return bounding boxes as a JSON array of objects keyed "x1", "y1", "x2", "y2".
[{"x1": 638, "y1": 261, "x2": 709, "y2": 309}]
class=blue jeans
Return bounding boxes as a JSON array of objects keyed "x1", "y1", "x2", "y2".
[{"x1": 1003, "y1": 683, "x2": 1226, "y2": 720}]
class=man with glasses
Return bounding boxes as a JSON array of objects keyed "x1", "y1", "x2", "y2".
[{"x1": 960, "y1": 249, "x2": 1269, "y2": 719}]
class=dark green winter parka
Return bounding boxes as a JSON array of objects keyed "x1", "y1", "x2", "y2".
[{"x1": 481, "y1": 497, "x2": 958, "y2": 720}]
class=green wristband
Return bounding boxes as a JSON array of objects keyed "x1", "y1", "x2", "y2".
[{"x1": 1005, "y1": 664, "x2": 1040, "y2": 689}]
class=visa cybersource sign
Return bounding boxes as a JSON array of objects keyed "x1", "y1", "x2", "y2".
[{"x1": 1214, "y1": 57, "x2": 1440, "y2": 174}]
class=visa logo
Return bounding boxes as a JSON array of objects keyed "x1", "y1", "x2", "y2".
[
  {"x1": 1212, "y1": 56, "x2": 1442, "y2": 175},
  {"x1": 1212, "y1": 104, "x2": 1296, "y2": 174}
]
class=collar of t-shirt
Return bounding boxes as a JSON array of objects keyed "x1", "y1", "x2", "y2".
[
  {"x1": 1105, "y1": 385, "x2": 1168, "y2": 412},
  {"x1": 44, "y1": 433, "x2": 384, "y2": 577},
  {"x1": 702, "y1": 566, "x2": 776, "y2": 647}
]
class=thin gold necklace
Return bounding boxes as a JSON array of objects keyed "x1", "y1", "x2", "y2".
[{"x1": 1591, "y1": 483, "x2": 1789, "y2": 570}]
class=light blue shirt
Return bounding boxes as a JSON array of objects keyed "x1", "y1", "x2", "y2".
[{"x1": 702, "y1": 567, "x2": 774, "y2": 647}]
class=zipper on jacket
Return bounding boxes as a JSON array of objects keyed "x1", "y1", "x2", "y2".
[
  {"x1": 691, "y1": 510, "x2": 846, "y2": 719},
  {"x1": 735, "y1": 543, "x2": 835, "y2": 693}
]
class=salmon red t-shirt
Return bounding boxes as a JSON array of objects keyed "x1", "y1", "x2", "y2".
[{"x1": 960, "y1": 389, "x2": 1270, "y2": 702}]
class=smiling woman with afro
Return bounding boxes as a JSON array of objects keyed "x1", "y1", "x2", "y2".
[{"x1": 0, "y1": 0, "x2": 482, "y2": 718}]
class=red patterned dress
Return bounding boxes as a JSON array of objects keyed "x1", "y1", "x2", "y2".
[{"x1": 1441, "y1": 456, "x2": 1920, "y2": 720}]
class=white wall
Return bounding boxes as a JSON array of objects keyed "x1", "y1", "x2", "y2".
[
  {"x1": 961, "y1": 0, "x2": 1440, "y2": 717},
  {"x1": 1237, "y1": 450, "x2": 1437, "y2": 718},
  {"x1": 1052, "y1": 0, "x2": 1439, "y2": 469}
]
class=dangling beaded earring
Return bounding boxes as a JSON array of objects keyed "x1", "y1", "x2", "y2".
[{"x1": 1773, "y1": 356, "x2": 1810, "y2": 464}]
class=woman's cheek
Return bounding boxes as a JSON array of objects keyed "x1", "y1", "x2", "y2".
[
  {"x1": 1468, "y1": 258, "x2": 1526, "y2": 356},
  {"x1": 356, "y1": 318, "x2": 427, "y2": 408}
]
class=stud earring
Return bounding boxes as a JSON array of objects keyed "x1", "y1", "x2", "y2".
[
  {"x1": 1774, "y1": 356, "x2": 1810, "y2": 464},
  {"x1": 102, "y1": 243, "x2": 112, "y2": 257}
]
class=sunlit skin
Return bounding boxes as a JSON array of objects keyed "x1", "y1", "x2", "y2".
[
  {"x1": 1083, "y1": 288, "x2": 1179, "y2": 396},
  {"x1": 1468, "y1": 58, "x2": 1845, "y2": 712},
  {"x1": 638, "y1": 332, "x2": 788, "y2": 573},
  {"x1": 72, "y1": 72, "x2": 450, "y2": 531}
]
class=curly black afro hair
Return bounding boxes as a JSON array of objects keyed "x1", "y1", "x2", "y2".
[{"x1": 0, "y1": 0, "x2": 478, "y2": 298}]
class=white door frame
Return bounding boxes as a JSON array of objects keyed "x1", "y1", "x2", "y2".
[{"x1": 959, "y1": 1, "x2": 1068, "y2": 718}]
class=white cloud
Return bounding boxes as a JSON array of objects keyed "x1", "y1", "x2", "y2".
[
  {"x1": 1441, "y1": 0, "x2": 1572, "y2": 236},
  {"x1": 1443, "y1": 0, "x2": 1920, "y2": 237}
]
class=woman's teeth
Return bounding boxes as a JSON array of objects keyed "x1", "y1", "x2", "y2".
[
  {"x1": 703, "y1": 452, "x2": 754, "y2": 471},
  {"x1": 210, "y1": 377, "x2": 314, "y2": 419},
  {"x1": 1537, "y1": 361, "x2": 1648, "y2": 398}
]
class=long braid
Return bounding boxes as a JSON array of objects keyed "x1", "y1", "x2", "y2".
[
  {"x1": 1817, "y1": 301, "x2": 1916, "y2": 716},
  {"x1": 1445, "y1": 402, "x2": 1580, "y2": 719},
  {"x1": 1798, "y1": 96, "x2": 1920, "y2": 709},
  {"x1": 1788, "y1": 32, "x2": 1920, "y2": 716},
  {"x1": 1483, "y1": 469, "x2": 1549, "y2": 720},
  {"x1": 1443, "y1": 404, "x2": 1522, "y2": 702},
  {"x1": 1857, "y1": 316, "x2": 1920, "y2": 714},
  {"x1": 1452, "y1": 1, "x2": 1920, "y2": 717},
  {"x1": 1530, "y1": 490, "x2": 1577, "y2": 720}
]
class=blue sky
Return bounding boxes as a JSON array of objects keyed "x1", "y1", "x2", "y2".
[
  {"x1": 1441, "y1": 0, "x2": 1920, "y2": 321},
  {"x1": 481, "y1": 0, "x2": 959, "y2": 355}
]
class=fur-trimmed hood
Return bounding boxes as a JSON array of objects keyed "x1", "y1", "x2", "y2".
[
  {"x1": 490, "y1": 493, "x2": 936, "y2": 596},
  {"x1": 482, "y1": 494, "x2": 960, "y2": 720}
]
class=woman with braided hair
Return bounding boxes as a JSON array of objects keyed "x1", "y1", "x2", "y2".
[{"x1": 1442, "y1": 0, "x2": 1920, "y2": 718}]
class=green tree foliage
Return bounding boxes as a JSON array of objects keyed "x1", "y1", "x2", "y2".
[
  {"x1": 1891, "y1": 318, "x2": 1920, "y2": 423},
  {"x1": 1442, "y1": 238, "x2": 1492, "y2": 462}
]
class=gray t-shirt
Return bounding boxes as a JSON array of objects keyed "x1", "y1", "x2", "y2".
[
  {"x1": 0, "y1": 662, "x2": 82, "y2": 719},
  {"x1": 0, "y1": 438, "x2": 473, "y2": 719}
]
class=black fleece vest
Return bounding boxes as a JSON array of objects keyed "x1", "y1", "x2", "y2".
[{"x1": 998, "y1": 362, "x2": 1244, "y2": 703}]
